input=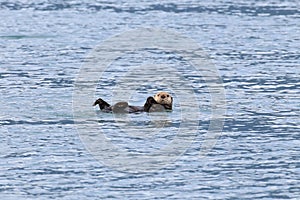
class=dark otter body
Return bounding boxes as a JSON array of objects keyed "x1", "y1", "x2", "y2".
[{"x1": 93, "y1": 97, "x2": 170, "y2": 113}]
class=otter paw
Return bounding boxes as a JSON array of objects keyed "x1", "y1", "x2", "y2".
[{"x1": 149, "y1": 104, "x2": 166, "y2": 112}]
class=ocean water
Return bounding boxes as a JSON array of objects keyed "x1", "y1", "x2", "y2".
[{"x1": 0, "y1": 0, "x2": 299, "y2": 199}]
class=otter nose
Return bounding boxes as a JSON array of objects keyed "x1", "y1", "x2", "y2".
[{"x1": 161, "y1": 95, "x2": 166, "y2": 99}]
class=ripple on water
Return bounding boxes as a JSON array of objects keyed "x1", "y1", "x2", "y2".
[{"x1": 0, "y1": 0, "x2": 300, "y2": 199}]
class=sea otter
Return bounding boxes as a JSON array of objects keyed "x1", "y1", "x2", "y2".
[{"x1": 93, "y1": 92, "x2": 173, "y2": 113}]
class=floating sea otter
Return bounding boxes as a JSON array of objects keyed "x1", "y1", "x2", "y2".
[{"x1": 93, "y1": 92, "x2": 173, "y2": 113}]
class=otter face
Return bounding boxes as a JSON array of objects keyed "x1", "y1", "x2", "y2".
[{"x1": 153, "y1": 91, "x2": 173, "y2": 109}]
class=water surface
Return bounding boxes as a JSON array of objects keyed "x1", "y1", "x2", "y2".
[{"x1": 0, "y1": 0, "x2": 299, "y2": 199}]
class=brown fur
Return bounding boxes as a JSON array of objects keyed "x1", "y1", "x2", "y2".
[
  {"x1": 153, "y1": 92, "x2": 173, "y2": 110},
  {"x1": 93, "y1": 91, "x2": 173, "y2": 113}
]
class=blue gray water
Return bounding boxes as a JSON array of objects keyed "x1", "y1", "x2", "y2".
[{"x1": 0, "y1": 0, "x2": 299, "y2": 199}]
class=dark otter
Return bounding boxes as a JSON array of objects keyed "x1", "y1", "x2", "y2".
[{"x1": 93, "y1": 95, "x2": 172, "y2": 113}]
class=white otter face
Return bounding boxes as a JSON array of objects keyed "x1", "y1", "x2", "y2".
[{"x1": 153, "y1": 92, "x2": 173, "y2": 108}]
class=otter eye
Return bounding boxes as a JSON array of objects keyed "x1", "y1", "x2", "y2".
[{"x1": 167, "y1": 95, "x2": 169, "y2": 97}]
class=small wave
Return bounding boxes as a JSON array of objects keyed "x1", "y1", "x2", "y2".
[
  {"x1": 0, "y1": 2, "x2": 299, "y2": 16},
  {"x1": 0, "y1": 35, "x2": 56, "y2": 40},
  {"x1": 0, "y1": 119, "x2": 74, "y2": 126}
]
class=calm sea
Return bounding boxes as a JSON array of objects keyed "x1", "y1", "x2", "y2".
[{"x1": 0, "y1": 0, "x2": 299, "y2": 199}]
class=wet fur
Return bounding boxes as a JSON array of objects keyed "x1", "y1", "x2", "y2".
[{"x1": 93, "y1": 92, "x2": 173, "y2": 113}]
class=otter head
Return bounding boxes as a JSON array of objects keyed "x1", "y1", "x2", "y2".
[{"x1": 153, "y1": 91, "x2": 173, "y2": 110}]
